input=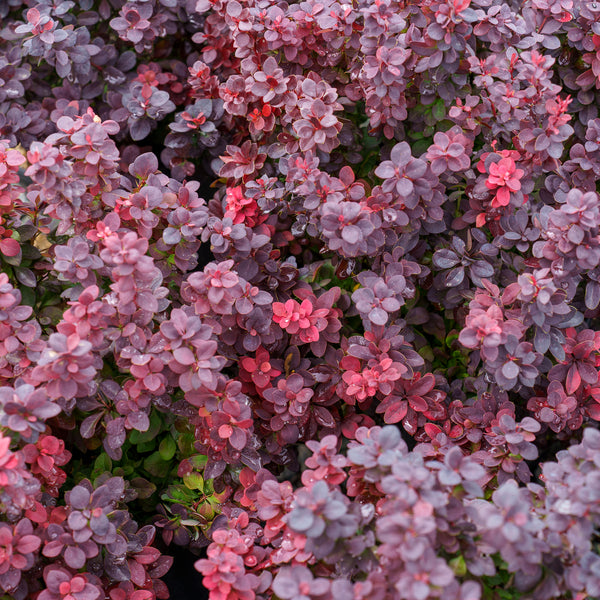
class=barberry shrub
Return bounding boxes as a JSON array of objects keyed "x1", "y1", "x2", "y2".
[{"x1": 0, "y1": 1, "x2": 600, "y2": 600}]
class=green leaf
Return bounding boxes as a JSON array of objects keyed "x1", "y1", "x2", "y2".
[
  {"x1": 418, "y1": 346, "x2": 435, "y2": 362},
  {"x1": 3, "y1": 249, "x2": 22, "y2": 267},
  {"x1": 130, "y1": 410, "x2": 162, "y2": 445},
  {"x1": 449, "y1": 555, "x2": 466, "y2": 577},
  {"x1": 38, "y1": 306, "x2": 65, "y2": 326},
  {"x1": 183, "y1": 472, "x2": 204, "y2": 491},
  {"x1": 162, "y1": 484, "x2": 193, "y2": 503},
  {"x1": 20, "y1": 286, "x2": 35, "y2": 307},
  {"x1": 21, "y1": 244, "x2": 42, "y2": 261},
  {"x1": 412, "y1": 138, "x2": 433, "y2": 156},
  {"x1": 114, "y1": 464, "x2": 135, "y2": 477},
  {"x1": 16, "y1": 225, "x2": 37, "y2": 242},
  {"x1": 130, "y1": 477, "x2": 157, "y2": 499},
  {"x1": 432, "y1": 100, "x2": 446, "y2": 121},
  {"x1": 136, "y1": 440, "x2": 158, "y2": 454},
  {"x1": 203, "y1": 478, "x2": 215, "y2": 495},
  {"x1": 159, "y1": 436, "x2": 177, "y2": 461},
  {"x1": 92, "y1": 453, "x2": 112, "y2": 481},
  {"x1": 143, "y1": 451, "x2": 171, "y2": 478},
  {"x1": 189, "y1": 454, "x2": 208, "y2": 469},
  {"x1": 445, "y1": 331, "x2": 459, "y2": 346},
  {"x1": 177, "y1": 431, "x2": 196, "y2": 454}
]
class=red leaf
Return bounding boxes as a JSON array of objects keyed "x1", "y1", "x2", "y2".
[
  {"x1": 129, "y1": 559, "x2": 147, "y2": 587},
  {"x1": 409, "y1": 395, "x2": 428, "y2": 412},
  {"x1": 340, "y1": 355, "x2": 361, "y2": 371},
  {"x1": 424, "y1": 423, "x2": 442, "y2": 439},
  {"x1": 0, "y1": 237, "x2": 20, "y2": 257},
  {"x1": 384, "y1": 400, "x2": 407, "y2": 424},
  {"x1": 25, "y1": 501, "x2": 48, "y2": 524},
  {"x1": 586, "y1": 403, "x2": 600, "y2": 421},
  {"x1": 135, "y1": 547, "x2": 161, "y2": 565},
  {"x1": 17, "y1": 534, "x2": 41, "y2": 554},
  {"x1": 566, "y1": 364, "x2": 581, "y2": 394},
  {"x1": 449, "y1": 424, "x2": 464, "y2": 439},
  {"x1": 408, "y1": 373, "x2": 435, "y2": 396},
  {"x1": 313, "y1": 406, "x2": 335, "y2": 428}
]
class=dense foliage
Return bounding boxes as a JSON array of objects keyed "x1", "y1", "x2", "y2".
[{"x1": 0, "y1": 0, "x2": 600, "y2": 599}]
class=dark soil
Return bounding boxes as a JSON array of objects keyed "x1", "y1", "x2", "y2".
[{"x1": 163, "y1": 546, "x2": 209, "y2": 600}]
